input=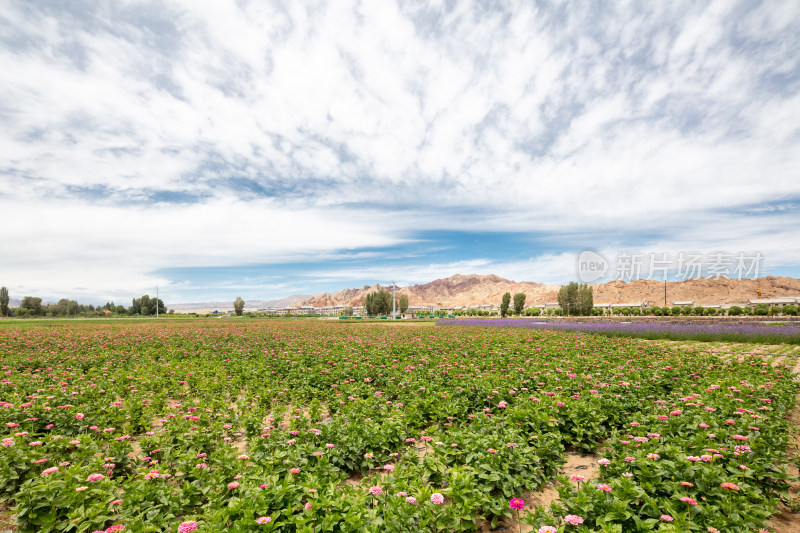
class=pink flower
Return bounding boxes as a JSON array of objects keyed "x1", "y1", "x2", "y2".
[
  {"x1": 647, "y1": 453, "x2": 660, "y2": 460},
  {"x1": 538, "y1": 527, "x2": 558, "y2": 533},
  {"x1": 732, "y1": 434, "x2": 749, "y2": 441},
  {"x1": 369, "y1": 486, "x2": 382, "y2": 496},
  {"x1": 256, "y1": 517, "x2": 271, "y2": 524},
  {"x1": 289, "y1": 467, "x2": 301, "y2": 474},
  {"x1": 564, "y1": 514, "x2": 584, "y2": 525},
  {"x1": 624, "y1": 456, "x2": 635, "y2": 462},
  {"x1": 76, "y1": 486, "x2": 88, "y2": 491},
  {"x1": 87, "y1": 473, "x2": 104, "y2": 482},
  {"x1": 406, "y1": 496, "x2": 417, "y2": 503},
  {"x1": 430, "y1": 493, "x2": 444, "y2": 505},
  {"x1": 177, "y1": 521, "x2": 198, "y2": 533},
  {"x1": 570, "y1": 475, "x2": 586, "y2": 482},
  {"x1": 509, "y1": 498, "x2": 525, "y2": 510},
  {"x1": 227, "y1": 482, "x2": 239, "y2": 490},
  {"x1": 720, "y1": 482, "x2": 739, "y2": 491},
  {"x1": 597, "y1": 483, "x2": 612, "y2": 492},
  {"x1": 75, "y1": 413, "x2": 84, "y2": 420},
  {"x1": 304, "y1": 502, "x2": 311, "y2": 510},
  {"x1": 109, "y1": 499, "x2": 123, "y2": 506},
  {"x1": 680, "y1": 496, "x2": 698, "y2": 505},
  {"x1": 41, "y1": 467, "x2": 59, "y2": 476},
  {"x1": 105, "y1": 526, "x2": 125, "y2": 533},
  {"x1": 598, "y1": 458, "x2": 610, "y2": 466},
  {"x1": 660, "y1": 515, "x2": 674, "y2": 522}
]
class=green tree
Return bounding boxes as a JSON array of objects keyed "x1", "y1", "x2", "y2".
[
  {"x1": 21, "y1": 296, "x2": 43, "y2": 316},
  {"x1": 513, "y1": 293, "x2": 526, "y2": 315},
  {"x1": 233, "y1": 297, "x2": 245, "y2": 316},
  {"x1": 0, "y1": 286, "x2": 9, "y2": 317},
  {"x1": 500, "y1": 292, "x2": 511, "y2": 317},
  {"x1": 557, "y1": 282, "x2": 593, "y2": 316},
  {"x1": 558, "y1": 283, "x2": 576, "y2": 315},
  {"x1": 131, "y1": 295, "x2": 164, "y2": 316},
  {"x1": 399, "y1": 294, "x2": 409, "y2": 313},
  {"x1": 579, "y1": 285, "x2": 593, "y2": 315},
  {"x1": 365, "y1": 291, "x2": 393, "y2": 315}
]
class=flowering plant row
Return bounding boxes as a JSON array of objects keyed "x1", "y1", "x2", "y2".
[{"x1": 0, "y1": 320, "x2": 796, "y2": 532}]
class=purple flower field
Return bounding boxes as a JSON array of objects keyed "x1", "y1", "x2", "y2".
[{"x1": 437, "y1": 318, "x2": 800, "y2": 344}]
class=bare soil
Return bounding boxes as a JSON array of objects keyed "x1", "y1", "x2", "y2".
[
  {"x1": 767, "y1": 351, "x2": 800, "y2": 532},
  {"x1": 0, "y1": 502, "x2": 16, "y2": 532},
  {"x1": 477, "y1": 451, "x2": 601, "y2": 532}
]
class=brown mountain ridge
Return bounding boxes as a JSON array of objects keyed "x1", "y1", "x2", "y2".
[{"x1": 296, "y1": 274, "x2": 800, "y2": 308}]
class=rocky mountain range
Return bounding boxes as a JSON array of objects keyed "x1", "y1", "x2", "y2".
[{"x1": 295, "y1": 274, "x2": 800, "y2": 308}]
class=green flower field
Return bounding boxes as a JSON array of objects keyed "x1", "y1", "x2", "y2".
[{"x1": 0, "y1": 320, "x2": 797, "y2": 532}]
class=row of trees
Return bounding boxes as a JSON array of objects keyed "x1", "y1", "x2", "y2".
[
  {"x1": 639, "y1": 304, "x2": 797, "y2": 317},
  {"x1": 499, "y1": 292, "x2": 529, "y2": 317},
  {"x1": 557, "y1": 282, "x2": 594, "y2": 316},
  {"x1": 363, "y1": 291, "x2": 409, "y2": 316},
  {"x1": 0, "y1": 286, "x2": 170, "y2": 318},
  {"x1": 500, "y1": 284, "x2": 597, "y2": 317}
]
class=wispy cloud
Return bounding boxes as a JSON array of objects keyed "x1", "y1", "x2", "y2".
[{"x1": 1, "y1": 1, "x2": 799, "y2": 302}]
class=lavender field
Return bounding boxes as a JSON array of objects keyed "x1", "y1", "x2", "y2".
[{"x1": 437, "y1": 318, "x2": 800, "y2": 344}]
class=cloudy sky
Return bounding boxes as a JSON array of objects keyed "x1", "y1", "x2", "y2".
[{"x1": 2, "y1": 0, "x2": 799, "y2": 304}]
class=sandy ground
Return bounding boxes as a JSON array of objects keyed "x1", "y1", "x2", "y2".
[
  {"x1": 476, "y1": 451, "x2": 601, "y2": 533},
  {"x1": 767, "y1": 351, "x2": 800, "y2": 532}
]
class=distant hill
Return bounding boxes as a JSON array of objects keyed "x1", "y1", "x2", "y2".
[
  {"x1": 298, "y1": 274, "x2": 800, "y2": 308},
  {"x1": 5, "y1": 276, "x2": 799, "y2": 314},
  {"x1": 167, "y1": 294, "x2": 312, "y2": 314}
]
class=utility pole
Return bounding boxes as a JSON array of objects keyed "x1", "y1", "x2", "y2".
[
  {"x1": 392, "y1": 281, "x2": 396, "y2": 320},
  {"x1": 156, "y1": 285, "x2": 159, "y2": 318}
]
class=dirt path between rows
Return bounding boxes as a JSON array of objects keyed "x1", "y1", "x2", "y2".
[
  {"x1": 767, "y1": 353, "x2": 800, "y2": 532},
  {"x1": 478, "y1": 450, "x2": 601, "y2": 533}
]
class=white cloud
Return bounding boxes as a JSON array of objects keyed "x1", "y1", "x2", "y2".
[{"x1": 1, "y1": 0, "x2": 799, "y2": 300}]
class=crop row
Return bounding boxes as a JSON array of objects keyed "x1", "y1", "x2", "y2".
[{"x1": 0, "y1": 320, "x2": 796, "y2": 532}]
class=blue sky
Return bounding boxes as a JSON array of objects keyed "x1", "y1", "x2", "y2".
[{"x1": 1, "y1": 1, "x2": 799, "y2": 304}]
